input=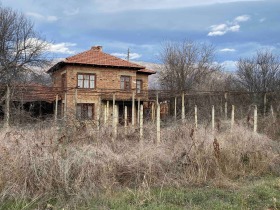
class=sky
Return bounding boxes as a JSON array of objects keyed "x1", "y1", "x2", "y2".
[{"x1": 1, "y1": 0, "x2": 279, "y2": 71}]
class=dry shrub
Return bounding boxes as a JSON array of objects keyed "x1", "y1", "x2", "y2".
[{"x1": 0, "y1": 121, "x2": 279, "y2": 202}]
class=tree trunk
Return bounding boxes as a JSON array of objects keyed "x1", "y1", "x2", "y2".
[{"x1": 4, "y1": 85, "x2": 10, "y2": 128}]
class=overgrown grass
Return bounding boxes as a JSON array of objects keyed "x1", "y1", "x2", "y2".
[
  {"x1": 0, "y1": 120, "x2": 279, "y2": 209},
  {"x1": 1, "y1": 176, "x2": 279, "y2": 209}
]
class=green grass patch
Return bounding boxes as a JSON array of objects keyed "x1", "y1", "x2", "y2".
[{"x1": 1, "y1": 176, "x2": 280, "y2": 210}]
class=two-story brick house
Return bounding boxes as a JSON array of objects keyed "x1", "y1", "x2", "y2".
[{"x1": 47, "y1": 46, "x2": 155, "y2": 124}]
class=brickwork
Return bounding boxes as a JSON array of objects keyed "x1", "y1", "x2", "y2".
[{"x1": 51, "y1": 65, "x2": 152, "y2": 122}]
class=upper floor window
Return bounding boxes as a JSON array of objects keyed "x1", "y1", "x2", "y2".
[
  {"x1": 136, "y1": 79, "x2": 142, "y2": 93},
  {"x1": 120, "y1": 76, "x2": 131, "y2": 90},
  {"x1": 78, "y1": 74, "x2": 95, "y2": 89}
]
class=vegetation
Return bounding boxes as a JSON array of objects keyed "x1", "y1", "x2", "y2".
[
  {"x1": 0, "y1": 120, "x2": 279, "y2": 209},
  {"x1": 0, "y1": 5, "x2": 51, "y2": 127},
  {"x1": 236, "y1": 50, "x2": 280, "y2": 92},
  {"x1": 159, "y1": 40, "x2": 222, "y2": 91}
]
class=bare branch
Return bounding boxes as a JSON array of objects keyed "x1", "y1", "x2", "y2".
[{"x1": 159, "y1": 40, "x2": 221, "y2": 91}]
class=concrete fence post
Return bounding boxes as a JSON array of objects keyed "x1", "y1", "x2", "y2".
[
  {"x1": 151, "y1": 102, "x2": 155, "y2": 123},
  {"x1": 106, "y1": 101, "x2": 109, "y2": 123},
  {"x1": 137, "y1": 98, "x2": 140, "y2": 124},
  {"x1": 212, "y1": 105, "x2": 215, "y2": 131},
  {"x1": 174, "y1": 97, "x2": 177, "y2": 121},
  {"x1": 112, "y1": 93, "x2": 116, "y2": 127},
  {"x1": 124, "y1": 106, "x2": 128, "y2": 135},
  {"x1": 182, "y1": 92, "x2": 185, "y2": 123},
  {"x1": 112, "y1": 105, "x2": 118, "y2": 141},
  {"x1": 156, "y1": 103, "x2": 161, "y2": 145},
  {"x1": 194, "y1": 105, "x2": 198, "y2": 128},
  {"x1": 140, "y1": 104, "x2": 143, "y2": 142}
]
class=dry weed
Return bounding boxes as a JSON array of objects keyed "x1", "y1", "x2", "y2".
[{"x1": 0, "y1": 121, "x2": 278, "y2": 202}]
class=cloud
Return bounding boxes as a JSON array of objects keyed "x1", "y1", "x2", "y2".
[
  {"x1": 63, "y1": 8, "x2": 80, "y2": 16},
  {"x1": 25, "y1": 38, "x2": 77, "y2": 54},
  {"x1": 234, "y1": 15, "x2": 250, "y2": 22},
  {"x1": 208, "y1": 15, "x2": 250, "y2": 36},
  {"x1": 47, "y1": 42, "x2": 77, "y2": 54},
  {"x1": 93, "y1": 0, "x2": 262, "y2": 12},
  {"x1": 26, "y1": 12, "x2": 58, "y2": 22},
  {"x1": 220, "y1": 48, "x2": 236, "y2": 52},
  {"x1": 111, "y1": 52, "x2": 142, "y2": 60},
  {"x1": 221, "y1": 60, "x2": 238, "y2": 71}
]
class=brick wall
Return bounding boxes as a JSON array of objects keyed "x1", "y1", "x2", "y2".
[{"x1": 51, "y1": 65, "x2": 151, "y2": 122}]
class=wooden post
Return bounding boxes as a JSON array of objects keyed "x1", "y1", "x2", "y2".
[
  {"x1": 112, "y1": 105, "x2": 118, "y2": 141},
  {"x1": 140, "y1": 104, "x2": 143, "y2": 142},
  {"x1": 254, "y1": 105, "x2": 258, "y2": 133},
  {"x1": 132, "y1": 91, "x2": 135, "y2": 126},
  {"x1": 156, "y1": 92, "x2": 159, "y2": 105},
  {"x1": 103, "y1": 104, "x2": 107, "y2": 125},
  {"x1": 137, "y1": 98, "x2": 140, "y2": 124},
  {"x1": 97, "y1": 96, "x2": 101, "y2": 131},
  {"x1": 224, "y1": 92, "x2": 228, "y2": 120},
  {"x1": 194, "y1": 105, "x2": 198, "y2": 128},
  {"x1": 263, "y1": 92, "x2": 267, "y2": 116},
  {"x1": 106, "y1": 101, "x2": 109, "y2": 123},
  {"x1": 151, "y1": 102, "x2": 155, "y2": 123},
  {"x1": 271, "y1": 105, "x2": 274, "y2": 117},
  {"x1": 156, "y1": 103, "x2": 161, "y2": 145},
  {"x1": 174, "y1": 97, "x2": 177, "y2": 121},
  {"x1": 212, "y1": 105, "x2": 215, "y2": 131},
  {"x1": 112, "y1": 93, "x2": 115, "y2": 126},
  {"x1": 64, "y1": 92, "x2": 67, "y2": 120},
  {"x1": 54, "y1": 94, "x2": 58, "y2": 123},
  {"x1": 4, "y1": 85, "x2": 11, "y2": 128},
  {"x1": 115, "y1": 105, "x2": 118, "y2": 126},
  {"x1": 182, "y1": 92, "x2": 185, "y2": 123},
  {"x1": 231, "y1": 105, "x2": 235, "y2": 132},
  {"x1": 124, "y1": 106, "x2": 128, "y2": 135}
]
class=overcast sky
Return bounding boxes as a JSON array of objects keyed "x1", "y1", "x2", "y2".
[{"x1": 1, "y1": 0, "x2": 279, "y2": 71}]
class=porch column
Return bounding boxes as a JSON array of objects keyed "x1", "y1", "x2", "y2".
[
  {"x1": 132, "y1": 91, "x2": 135, "y2": 126},
  {"x1": 137, "y1": 98, "x2": 140, "y2": 124}
]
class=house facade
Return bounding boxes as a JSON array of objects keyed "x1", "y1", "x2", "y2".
[{"x1": 47, "y1": 46, "x2": 155, "y2": 124}]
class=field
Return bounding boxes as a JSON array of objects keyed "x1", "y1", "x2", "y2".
[{"x1": 0, "y1": 120, "x2": 279, "y2": 209}]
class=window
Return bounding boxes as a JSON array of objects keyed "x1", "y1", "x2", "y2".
[
  {"x1": 136, "y1": 80, "x2": 142, "y2": 93},
  {"x1": 120, "y1": 76, "x2": 131, "y2": 90},
  {"x1": 76, "y1": 103, "x2": 94, "y2": 120},
  {"x1": 77, "y1": 74, "x2": 95, "y2": 89}
]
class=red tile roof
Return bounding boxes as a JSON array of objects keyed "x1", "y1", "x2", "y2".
[
  {"x1": 47, "y1": 46, "x2": 156, "y2": 75},
  {"x1": 65, "y1": 46, "x2": 144, "y2": 68}
]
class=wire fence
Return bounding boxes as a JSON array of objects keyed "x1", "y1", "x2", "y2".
[{"x1": 0, "y1": 85, "x2": 279, "y2": 140}]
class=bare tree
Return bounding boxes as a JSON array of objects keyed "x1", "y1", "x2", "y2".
[
  {"x1": 0, "y1": 6, "x2": 50, "y2": 127},
  {"x1": 236, "y1": 50, "x2": 280, "y2": 92},
  {"x1": 159, "y1": 40, "x2": 221, "y2": 91}
]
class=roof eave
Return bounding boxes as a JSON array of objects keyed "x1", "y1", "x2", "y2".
[{"x1": 48, "y1": 62, "x2": 143, "y2": 73}]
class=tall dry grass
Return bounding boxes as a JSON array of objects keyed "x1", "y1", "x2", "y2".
[{"x1": 0, "y1": 121, "x2": 279, "y2": 203}]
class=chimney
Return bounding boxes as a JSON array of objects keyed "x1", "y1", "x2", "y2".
[{"x1": 91, "y1": 46, "x2": 103, "y2": 51}]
